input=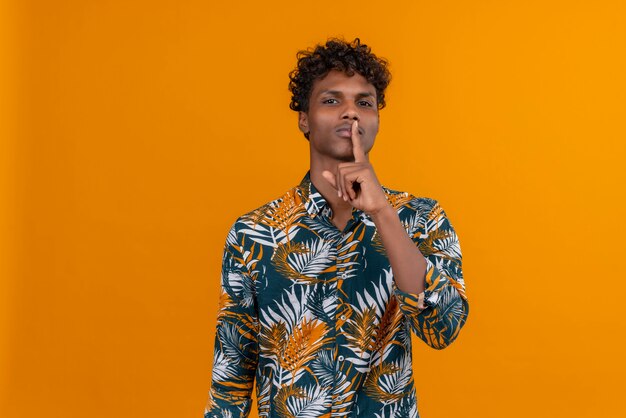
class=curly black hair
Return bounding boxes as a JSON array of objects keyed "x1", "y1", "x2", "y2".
[{"x1": 288, "y1": 38, "x2": 391, "y2": 113}]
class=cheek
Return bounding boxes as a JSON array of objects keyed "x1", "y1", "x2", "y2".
[
  {"x1": 368, "y1": 120, "x2": 379, "y2": 137},
  {"x1": 365, "y1": 120, "x2": 379, "y2": 150},
  {"x1": 307, "y1": 115, "x2": 328, "y2": 131}
]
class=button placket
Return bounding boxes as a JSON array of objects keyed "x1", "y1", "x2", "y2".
[{"x1": 332, "y1": 232, "x2": 354, "y2": 413}]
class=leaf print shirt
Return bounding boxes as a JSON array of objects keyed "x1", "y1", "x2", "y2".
[{"x1": 205, "y1": 172, "x2": 469, "y2": 418}]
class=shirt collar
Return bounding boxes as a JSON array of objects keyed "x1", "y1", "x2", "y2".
[
  {"x1": 297, "y1": 171, "x2": 369, "y2": 221},
  {"x1": 298, "y1": 171, "x2": 331, "y2": 218}
]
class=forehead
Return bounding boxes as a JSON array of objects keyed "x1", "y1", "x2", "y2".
[{"x1": 310, "y1": 70, "x2": 376, "y2": 96}]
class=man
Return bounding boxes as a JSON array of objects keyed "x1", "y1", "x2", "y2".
[{"x1": 205, "y1": 38, "x2": 469, "y2": 418}]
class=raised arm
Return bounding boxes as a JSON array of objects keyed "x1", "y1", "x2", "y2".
[{"x1": 391, "y1": 199, "x2": 469, "y2": 349}]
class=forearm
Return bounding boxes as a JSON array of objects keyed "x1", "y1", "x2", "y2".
[{"x1": 370, "y1": 204, "x2": 427, "y2": 294}]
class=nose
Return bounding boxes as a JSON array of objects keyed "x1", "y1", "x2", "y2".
[{"x1": 341, "y1": 102, "x2": 360, "y2": 121}]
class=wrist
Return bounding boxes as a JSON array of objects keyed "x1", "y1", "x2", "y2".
[{"x1": 368, "y1": 203, "x2": 397, "y2": 224}]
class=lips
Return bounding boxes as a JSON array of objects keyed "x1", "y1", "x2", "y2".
[
  {"x1": 335, "y1": 124, "x2": 364, "y2": 137},
  {"x1": 336, "y1": 128, "x2": 352, "y2": 138}
]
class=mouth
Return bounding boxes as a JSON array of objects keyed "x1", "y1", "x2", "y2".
[{"x1": 335, "y1": 125, "x2": 364, "y2": 138}]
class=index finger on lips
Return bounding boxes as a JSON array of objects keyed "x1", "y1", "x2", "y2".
[{"x1": 351, "y1": 120, "x2": 366, "y2": 163}]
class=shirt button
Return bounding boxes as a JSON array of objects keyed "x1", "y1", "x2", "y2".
[
  {"x1": 338, "y1": 355, "x2": 344, "y2": 362},
  {"x1": 340, "y1": 315, "x2": 346, "y2": 321}
]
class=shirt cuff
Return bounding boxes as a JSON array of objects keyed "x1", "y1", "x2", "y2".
[{"x1": 393, "y1": 259, "x2": 449, "y2": 312}]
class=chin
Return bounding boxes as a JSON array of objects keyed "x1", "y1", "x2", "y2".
[
  {"x1": 336, "y1": 154, "x2": 356, "y2": 162},
  {"x1": 327, "y1": 146, "x2": 355, "y2": 162}
]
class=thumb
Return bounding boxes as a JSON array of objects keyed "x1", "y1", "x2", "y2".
[{"x1": 321, "y1": 170, "x2": 337, "y2": 189}]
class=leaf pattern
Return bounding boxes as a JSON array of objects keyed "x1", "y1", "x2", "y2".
[
  {"x1": 205, "y1": 172, "x2": 469, "y2": 418},
  {"x1": 272, "y1": 240, "x2": 334, "y2": 284}
]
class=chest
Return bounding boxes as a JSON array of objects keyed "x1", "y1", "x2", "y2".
[{"x1": 251, "y1": 221, "x2": 393, "y2": 314}]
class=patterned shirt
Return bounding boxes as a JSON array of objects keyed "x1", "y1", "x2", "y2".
[{"x1": 205, "y1": 172, "x2": 469, "y2": 418}]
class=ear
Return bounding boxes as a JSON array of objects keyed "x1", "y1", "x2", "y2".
[{"x1": 298, "y1": 111, "x2": 309, "y2": 136}]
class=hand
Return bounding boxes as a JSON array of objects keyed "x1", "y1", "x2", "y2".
[{"x1": 322, "y1": 121, "x2": 390, "y2": 215}]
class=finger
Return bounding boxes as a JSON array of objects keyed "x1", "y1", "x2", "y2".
[
  {"x1": 347, "y1": 178, "x2": 357, "y2": 201},
  {"x1": 351, "y1": 120, "x2": 366, "y2": 163},
  {"x1": 344, "y1": 169, "x2": 362, "y2": 200},
  {"x1": 343, "y1": 180, "x2": 350, "y2": 201},
  {"x1": 321, "y1": 170, "x2": 338, "y2": 190},
  {"x1": 337, "y1": 166, "x2": 347, "y2": 201},
  {"x1": 341, "y1": 168, "x2": 354, "y2": 201}
]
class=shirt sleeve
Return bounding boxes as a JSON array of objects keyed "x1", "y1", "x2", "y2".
[
  {"x1": 205, "y1": 221, "x2": 259, "y2": 418},
  {"x1": 393, "y1": 199, "x2": 469, "y2": 349}
]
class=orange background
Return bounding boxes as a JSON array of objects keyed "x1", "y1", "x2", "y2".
[{"x1": 2, "y1": 1, "x2": 625, "y2": 417}]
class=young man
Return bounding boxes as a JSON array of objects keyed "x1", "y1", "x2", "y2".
[{"x1": 205, "y1": 38, "x2": 469, "y2": 418}]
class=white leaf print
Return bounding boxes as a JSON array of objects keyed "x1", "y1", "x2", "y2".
[
  {"x1": 210, "y1": 349, "x2": 238, "y2": 383},
  {"x1": 286, "y1": 385, "x2": 329, "y2": 418},
  {"x1": 288, "y1": 239, "x2": 334, "y2": 278}
]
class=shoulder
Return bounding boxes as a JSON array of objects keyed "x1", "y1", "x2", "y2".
[
  {"x1": 380, "y1": 186, "x2": 458, "y2": 236},
  {"x1": 381, "y1": 185, "x2": 440, "y2": 217},
  {"x1": 227, "y1": 183, "x2": 306, "y2": 234}
]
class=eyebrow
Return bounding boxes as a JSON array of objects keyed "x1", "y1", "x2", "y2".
[{"x1": 319, "y1": 90, "x2": 376, "y2": 99}]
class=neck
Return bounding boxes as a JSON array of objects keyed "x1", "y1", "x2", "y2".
[{"x1": 309, "y1": 159, "x2": 353, "y2": 218}]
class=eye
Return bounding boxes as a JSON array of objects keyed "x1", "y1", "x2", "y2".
[
  {"x1": 322, "y1": 98, "x2": 338, "y2": 104},
  {"x1": 358, "y1": 100, "x2": 374, "y2": 107}
]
